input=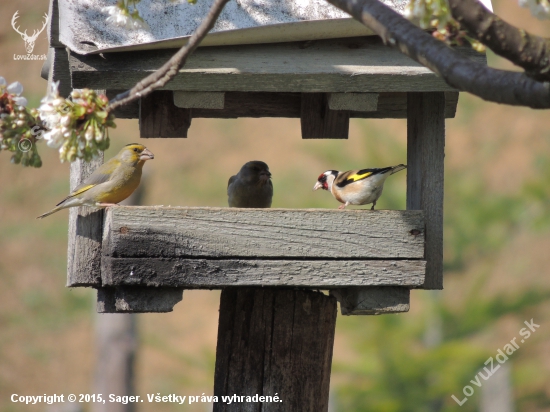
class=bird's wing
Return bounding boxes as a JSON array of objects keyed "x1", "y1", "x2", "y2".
[
  {"x1": 57, "y1": 159, "x2": 118, "y2": 206},
  {"x1": 335, "y1": 167, "x2": 393, "y2": 188},
  {"x1": 227, "y1": 175, "x2": 237, "y2": 193}
]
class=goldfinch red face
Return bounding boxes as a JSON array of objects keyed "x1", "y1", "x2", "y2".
[{"x1": 313, "y1": 170, "x2": 338, "y2": 191}]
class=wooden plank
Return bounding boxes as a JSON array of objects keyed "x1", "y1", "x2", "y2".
[
  {"x1": 301, "y1": 93, "x2": 349, "y2": 139},
  {"x1": 173, "y1": 91, "x2": 225, "y2": 109},
  {"x1": 407, "y1": 92, "x2": 445, "y2": 289},
  {"x1": 101, "y1": 257, "x2": 426, "y2": 288},
  {"x1": 102, "y1": 207, "x2": 425, "y2": 259},
  {"x1": 103, "y1": 91, "x2": 459, "y2": 120},
  {"x1": 67, "y1": 157, "x2": 105, "y2": 287},
  {"x1": 214, "y1": 288, "x2": 336, "y2": 412},
  {"x1": 331, "y1": 286, "x2": 410, "y2": 315},
  {"x1": 328, "y1": 92, "x2": 378, "y2": 111},
  {"x1": 97, "y1": 286, "x2": 183, "y2": 313},
  {"x1": 139, "y1": 91, "x2": 191, "y2": 138},
  {"x1": 47, "y1": 0, "x2": 63, "y2": 48},
  {"x1": 69, "y1": 38, "x2": 485, "y2": 93},
  {"x1": 49, "y1": 47, "x2": 72, "y2": 98}
]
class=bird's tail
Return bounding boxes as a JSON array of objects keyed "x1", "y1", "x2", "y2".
[
  {"x1": 37, "y1": 206, "x2": 64, "y2": 219},
  {"x1": 390, "y1": 164, "x2": 407, "y2": 174}
]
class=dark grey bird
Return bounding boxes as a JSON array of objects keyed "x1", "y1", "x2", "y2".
[{"x1": 227, "y1": 161, "x2": 273, "y2": 208}]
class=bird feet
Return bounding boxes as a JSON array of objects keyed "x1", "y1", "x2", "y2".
[{"x1": 338, "y1": 203, "x2": 348, "y2": 210}]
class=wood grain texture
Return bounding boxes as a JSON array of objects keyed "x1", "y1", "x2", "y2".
[
  {"x1": 105, "y1": 91, "x2": 459, "y2": 120},
  {"x1": 173, "y1": 91, "x2": 225, "y2": 109},
  {"x1": 102, "y1": 207, "x2": 425, "y2": 259},
  {"x1": 214, "y1": 288, "x2": 336, "y2": 412},
  {"x1": 47, "y1": 0, "x2": 63, "y2": 48},
  {"x1": 68, "y1": 38, "x2": 485, "y2": 93},
  {"x1": 139, "y1": 91, "x2": 191, "y2": 138},
  {"x1": 331, "y1": 286, "x2": 410, "y2": 315},
  {"x1": 49, "y1": 47, "x2": 72, "y2": 98},
  {"x1": 328, "y1": 92, "x2": 378, "y2": 111},
  {"x1": 67, "y1": 156, "x2": 105, "y2": 287},
  {"x1": 97, "y1": 286, "x2": 183, "y2": 313},
  {"x1": 407, "y1": 92, "x2": 445, "y2": 289},
  {"x1": 301, "y1": 93, "x2": 349, "y2": 138},
  {"x1": 101, "y1": 257, "x2": 426, "y2": 288}
]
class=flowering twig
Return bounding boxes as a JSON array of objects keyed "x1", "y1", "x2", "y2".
[{"x1": 108, "y1": 0, "x2": 231, "y2": 111}]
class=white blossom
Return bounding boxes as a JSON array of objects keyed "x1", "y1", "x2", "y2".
[
  {"x1": 519, "y1": 0, "x2": 550, "y2": 19},
  {"x1": 102, "y1": 4, "x2": 149, "y2": 30}
]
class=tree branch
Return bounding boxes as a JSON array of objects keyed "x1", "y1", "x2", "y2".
[
  {"x1": 325, "y1": 0, "x2": 550, "y2": 108},
  {"x1": 108, "y1": 0, "x2": 230, "y2": 111},
  {"x1": 449, "y1": 0, "x2": 550, "y2": 81}
]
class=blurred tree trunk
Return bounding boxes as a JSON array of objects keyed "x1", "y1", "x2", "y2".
[
  {"x1": 92, "y1": 175, "x2": 147, "y2": 412},
  {"x1": 481, "y1": 363, "x2": 514, "y2": 412}
]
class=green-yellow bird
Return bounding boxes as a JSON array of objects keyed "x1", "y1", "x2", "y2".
[{"x1": 37, "y1": 143, "x2": 154, "y2": 219}]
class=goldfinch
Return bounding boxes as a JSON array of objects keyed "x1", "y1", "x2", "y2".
[
  {"x1": 227, "y1": 161, "x2": 273, "y2": 208},
  {"x1": 313, "y1": 164, "x2": 406, "y2": 210},
  {"x1": 37, "y1": 144, "x2": 154, "y2": 218}
]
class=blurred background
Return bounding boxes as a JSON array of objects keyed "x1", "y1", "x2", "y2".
[{"x1": 1, "y1": 0, "x2": 549, "y2": 410}]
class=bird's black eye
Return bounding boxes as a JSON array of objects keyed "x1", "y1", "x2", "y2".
[{"x1": 133, "y1": 148, "x2": 139, "y2": 152}]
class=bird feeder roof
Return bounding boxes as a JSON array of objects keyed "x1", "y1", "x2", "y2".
[{"x1": 55, "y1": 0, "x2": 408, "y2": 54}]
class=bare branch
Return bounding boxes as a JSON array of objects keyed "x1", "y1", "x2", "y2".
[
  {"x1": 108, "y1": 0, "x2": 230, "y2": 111},
  {"x1": 449, "y1": 0, "x2": 550, "y2": 81},
  {"x1": 325, "y1": 0, "x2": 550, "y2": 108}
]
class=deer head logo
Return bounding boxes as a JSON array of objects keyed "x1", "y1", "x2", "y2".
[{"x1": 12, "y1": 11, "x2": 49, "y2": 54}]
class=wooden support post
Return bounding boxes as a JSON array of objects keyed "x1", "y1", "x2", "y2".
[
  {"x1": 214, "y1": 288, "x2": 337, "y2": 412},
  {"x1": 407, "y1": 92, "x2": 445, "y2": 289},
  {"x1": 67, "y1": 152, "x2": 104, "y2": 287},
  {"x1": 139, "y1": 91, "x2": 192, "y2": 138},
  {"x1": 301, "y1": 93, "x2": 349, "y2": 139}
]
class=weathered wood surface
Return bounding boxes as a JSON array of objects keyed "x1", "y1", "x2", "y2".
[
  {"x1": 139, "y1": 91, "x2": 191, "y2": 138},
  {"x1": 331, "y1": 286, "x2": 410, "y2": 315},
  {"x1": 301, "y1": 93, "x2": 349, "y2": 138},
  {"x1": 214, "y1": 288, "x2": 336, "y2": 412},
  {"x1": 173, "y1": 91, "x2": 225, "y2": 109},
  {"x1": 47, "y1": 0, "x2": 63, "y2": 48},
  {"x1": 67, "y1": 157, "x2": 105, "y2": 287},
  {"x1": 48, "y1": 47, "x2": 72, "y2": 98},
  {"x1": 407, "y1": 92, "x2": 445, "y2": 289},
  {"x1": 97, "y1": 286, "x2": 184, "y2": 313},
  {"x1": 328, "y1": 92, "x2": 378, "y2": 111},
  {"x1": 69, "y1": 37, "x2": 485, "y2": 93},
  {"x1": 102, "y1": 207, "x2": 424, "y2": 259},
  {"x1": 108, "y1": 91, "x2": 458, "y2": 120},
  {"x1": 101, "y1": 257, "x2": 425, "y2": 288}
]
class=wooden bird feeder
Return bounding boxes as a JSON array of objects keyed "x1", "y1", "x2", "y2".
[{"x1": 45, "y1": 0, "x2": 486, "y2": 409}]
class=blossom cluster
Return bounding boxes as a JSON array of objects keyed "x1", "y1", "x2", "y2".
[
  {"x1": 519, "y1": 0, "x2": 550, "y2": 19},
  {"x1": 102, "y1": 0, "x2": 150, "y2": 30},
  {"x1": 38, "y1": 83, "x2": 116, "y2": 163},
  {"x1": 404, "y1": 0, "x2": 485, "y2": 51},
  {"x1": 0, "y1": 77, "x2": 42, "y2": 167}
]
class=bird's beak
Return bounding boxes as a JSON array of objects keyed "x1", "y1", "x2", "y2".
[
  {"x1": 140, "y1": 148, "x2": 154, "y2": 161},
  {"x1": 313, "y1": 181, "x2": 323, "y2": 191},
  {"x1": 259, "y1": 170, "x2": 272, "y2": 182}
]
